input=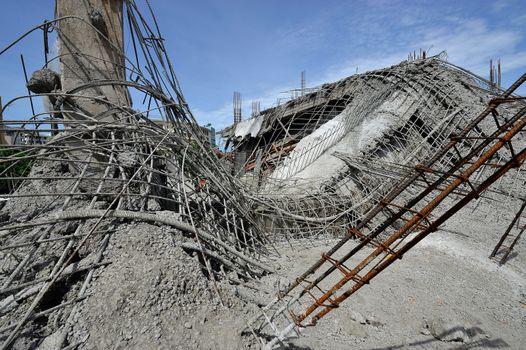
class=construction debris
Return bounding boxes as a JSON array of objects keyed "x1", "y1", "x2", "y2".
[
  {"x1": 0, "y1": 2, "x2": 271, "y2": 348},
  {"x1": 247, "y1": 75, "x2": 526, "y2": 347},
  {"x1": 0, "y1": 1, "x2": 525, "y2": 349}
]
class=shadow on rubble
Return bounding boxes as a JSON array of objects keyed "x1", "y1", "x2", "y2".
[
  {"x1": 369, "y1": 325, "x2": 509, "y2": 349},
  {"x1": 275, "y1": 345, "x2": 313, "y2": 350},
  {"x1": 241, "y1": 330, "x2": 313, "y2": 350},
  {"x1": 500, "y1": 251, "x2": 518, "y2": 264}
]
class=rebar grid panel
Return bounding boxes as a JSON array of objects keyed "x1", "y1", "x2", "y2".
[
  {"x1": 226, "y1": 55, "x2": 498, "y2": 184},
  {"x1": 244, "y1": 58, "x2": 525, "y2": 245},
  {"x1": 0, "y1": 1, "x2": 273, "y2": 348},
  {"x1": 247, "y1": 74, "x2": 526, "y2": 348}
]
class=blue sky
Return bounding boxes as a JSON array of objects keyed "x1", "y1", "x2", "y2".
[{"x1": 1, "y1": 0, "x2": 526, "y2": 130}]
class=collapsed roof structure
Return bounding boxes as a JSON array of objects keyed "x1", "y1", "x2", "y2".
[
  {"x1": 234, "y1": 62, "x2": 526, "y2": 346},
  {"x1": 0, "y1": 1, "x2": 525, "y2": 349},
  {"x1": 222, "y1": 57, "x2": 525, "y2": 242}
]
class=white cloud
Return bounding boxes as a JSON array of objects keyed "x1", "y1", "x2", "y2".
[
  {"x1": 191, "y1": 103, "x2": 232, "y2": 129},
  {"x1": 196, "y1": 5, "x2": 526, "y2": 131},
  {"x1": 491, "y1": 1, "x2": 511, "y2": 12},
  {"x1": 320, "y1": 17, "x2": 524, "y2": 83},
  {"x1": 417, "y1": 20, "x2": 522, "y2": 72},
  {"x1": 500, "y1": 51, "x2": 526, "y2": 72}
]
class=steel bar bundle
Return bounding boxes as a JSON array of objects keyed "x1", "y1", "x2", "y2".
[{"x1": 0, "y1": 1, "x2": 272, "y2": 348}]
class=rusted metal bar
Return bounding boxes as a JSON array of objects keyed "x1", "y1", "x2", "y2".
[
  {"x1": 304, "y1": 118, "x2": 526, "y2": 325},
  {"x1": 490, "y1": 200, "x2": 526, "y2": 259},
  {"x1": 273, "y1": 77, "x2": 526, "y2": 301},
  {"x1": 499, "y1": 225, "x2": 525, "y2": 264}
]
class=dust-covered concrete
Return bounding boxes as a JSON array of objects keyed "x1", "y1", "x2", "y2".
[{"x1": 40, "y1": 198, "x2": 524, "y2": 349}]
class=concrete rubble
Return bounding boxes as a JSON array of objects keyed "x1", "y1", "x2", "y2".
[{"x1": 0, "y1": 1, "x2": 525, "y2": 349}]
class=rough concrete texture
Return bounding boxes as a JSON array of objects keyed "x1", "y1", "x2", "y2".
[
  {"x1": 26, "y1": 69, "x2": 61, "y2": 94},
  {"x1": 56, "y1": 0, "x2": 130, "y2": 121},
  {"x1": 68, "y1": 223, "x2": 258, "y2": 350},
  {"x1": 48, "y1": 198, "x2": 523, "y2": 349},
  {"x1": 267, "y1": 61, "x2": 490, "y2": 191},
  {"x1": 253, "y1": 201, "x2": 525, "y2": 349}
]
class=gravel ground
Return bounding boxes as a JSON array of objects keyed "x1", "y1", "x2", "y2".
[
  {"x1": 256, "y1": 200, "x2": 525, "y2": 350},
  {"x1": 68, "y1": 222, "x2": 262, "y2": 350},
  {"x1": 60, "y1": 197, "x2": 525, "y2": 349}
]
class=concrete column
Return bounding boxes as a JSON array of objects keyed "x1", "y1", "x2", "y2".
[{"x1": 56, "y1": 0, "x2": 130, "y2": 122}]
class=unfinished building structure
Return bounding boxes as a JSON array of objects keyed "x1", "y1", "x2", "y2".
[{"x1": 1, "y1": 1, "x2": 525, "y2": 349}]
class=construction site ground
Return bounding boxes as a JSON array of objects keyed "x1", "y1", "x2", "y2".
[
  {"x1": 263, "y1": 206, "x2": 525, "y2": 349},
  {"x1": 60, "y1": 199, "x2": 525, "y2": 350}
]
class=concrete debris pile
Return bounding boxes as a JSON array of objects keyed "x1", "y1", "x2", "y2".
[
  {"x1": 0, "y1": 1, "x2": 271, "y2": 349},
  {"x1": 222, "y1": 55, "x2": 525, "y2": 347},
  {"x1": 1, "y1": 1, "x2": 525, "y2": 350},
  {"x1": 222, "y1": 56, "x2": 487, "y2": 181},
  {"x1": 246, "y1": 71, "x2": 526, "y2": 348},
  {"x1": 226, "y1": 58, "x2": 526, "y2": 244}
]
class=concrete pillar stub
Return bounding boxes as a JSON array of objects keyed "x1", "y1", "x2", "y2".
[{"x1": 56, "y1": 0, "x2": 130, "y2": 122}]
